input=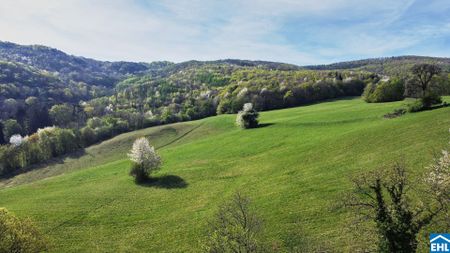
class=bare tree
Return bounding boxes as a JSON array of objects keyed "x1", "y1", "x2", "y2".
[{"x1": 203, "y1": 192, "x2": 265, "y2": 253}]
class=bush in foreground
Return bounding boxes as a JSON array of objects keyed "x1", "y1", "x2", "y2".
[
  {"x1": 345, "y1": 156, "x2": 449, "y2": 252},
  {"x1": 202, "y1": 192, "x2": 265, "y2": 253},
  {"x1": 0, "y1": 208, "x2": 48, "y2": 252},
  {"x1": 128, "y1": 137, "x2": 161, "y2": 183},
  {"x1": 236, "y1": 103, "x2": 259, "y2": 129}
]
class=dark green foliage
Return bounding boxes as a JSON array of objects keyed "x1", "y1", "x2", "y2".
[
  {"x1": 0, "y1": 122, "x2": 4, "y2": 144},
  {"x1": 203, "y1": 192, "x2": 265, "y2": 253},
  {"x1": 405, "y1": 64, "x2": 443, "y2": 101},
  {"x1": 421, "y1": 92, "x2": 442, "y2": 108},
  {"x1": 53, "y1": 128, "x2": 78, "y2": 156},
  {"x1": 24, "y1": 97, "x2": 50, "y2": 134},
  {"x1": 363, "y1": 78, "x2": 405, "y2": 103},
  {"x1": 79, "y1": 126, "x2": 97, "y2": 147},
  {"x1": 2, "y1": 119, "x2": 22, "y2": 142},
  {"x1": 129, "y1": 163, "x2": 148, "y2": 183},
  {"x1": 411, "y1": 64, "x2": 442, "y2": 93},
  {"x1": 49, "y1": 103, "x2": 74, "y2": 128},
  {"x1": 0, "y1": 208, "x2": 49, "y2": 252},
  {"x1": 406, "y1": 93, "x2": 443, "y2": 113}
]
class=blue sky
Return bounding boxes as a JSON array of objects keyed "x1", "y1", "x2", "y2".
[{"x1": 0, "y1": 0, "x2": 449, "y2": 65}]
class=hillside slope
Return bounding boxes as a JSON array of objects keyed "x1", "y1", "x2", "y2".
[{"x1": 0, "y1": 98, "x2": 449, "y2": 252}]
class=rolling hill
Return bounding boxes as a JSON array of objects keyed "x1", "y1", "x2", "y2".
[
  {"x1": 0, "y1": 41, "x2": 158, "y2": 87},
  {"x1": 1, "y1": 97, "x2": 449, "y2": 252},
  {"x1": 304, "y1": 55, "x2": 450, "y2": 76}
]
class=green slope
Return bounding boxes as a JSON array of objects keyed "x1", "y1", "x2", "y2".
[{"x1": 0, "y1": 98, "x2": 449, "y2": 252}]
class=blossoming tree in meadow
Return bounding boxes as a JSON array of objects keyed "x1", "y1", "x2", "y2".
[
  {"x1": 128, "y1": 137, "x2": 161, "y2": 182},
  {"x1": 236, "y1": 103, "x2": 259, "y2": 129}
]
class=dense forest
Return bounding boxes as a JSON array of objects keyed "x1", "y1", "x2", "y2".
[{"x1": 1, "y1": 41, "x2": 449, "y2": 176}]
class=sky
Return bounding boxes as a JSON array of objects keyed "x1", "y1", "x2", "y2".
[{"x1": 0, "y1": 0, "x2": 449, "y2": 65}]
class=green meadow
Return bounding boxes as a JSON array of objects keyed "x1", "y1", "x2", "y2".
[{"x1": 1, "y1": 97, "x2": 449, "y2": 252}]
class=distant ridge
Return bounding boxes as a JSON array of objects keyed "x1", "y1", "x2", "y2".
[
  {"x1": 1, "y1": 41, "x2": 449, "y2": 80},
  {"x1": 303, "y1": 55, "x2": 450, "y2": 74}
]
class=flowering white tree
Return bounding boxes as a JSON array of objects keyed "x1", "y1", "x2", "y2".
[
  {"x1": 9, "y1": 134, "x2": 25, "y2": 147},
  {"x1": 128, "y1": 137, "x2": 161, "y2": 182},
  {"x1": 426, "y1": 149, "x2": 450, "y2": 209},
  {"x1": 236, "y1": 103, "x2": 259, "y2": 129},
  {"x1": 426, "y1": 129, "x2": 450, "y2": 202}
]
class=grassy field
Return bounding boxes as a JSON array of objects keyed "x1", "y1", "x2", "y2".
[{"x1": 0, "y1": 97, "x2": 449, "y2": 252}]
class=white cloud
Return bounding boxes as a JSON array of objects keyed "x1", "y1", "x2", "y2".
[{"x1": 0, "y1": 0, "x2": 448, "y2": 65}]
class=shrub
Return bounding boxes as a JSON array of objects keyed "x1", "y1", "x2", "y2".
[
  {"x1": 23, "y1": 134, "x2": 45, "y2": 165},
  {"x1": 202, "y1": 192, "x2": 265, "y2": 253},
  {"x1": 406, "y1": 100, "x2": 424, "y2": 113},
  {"x1": 80, "y1": 126, "x2": 97, "y2": 147},
  {"x1": 1, "y1": 144, "x2": 27, "y2": 172},
  {"x1": 363, "y1": 79, "x2": 405, "y2": 103},
  {"x1": 53, "y1": 128, "x2": 78, "y2": 156},
  {"x1": 362, "y1": 83, "x2": 376, "y2": 102},
  {"x1": 420, "y1": 92, "x2": 442, "y2": 108},
  {"x1": 0, "y1": 208, "x2": 48, "y2": 252},
  {"x1": 128, "y1": 137, "x2": 161, "y2": 183},
  {"x1": 236, "y1": 103, "x2": 259, "y2": 129}
]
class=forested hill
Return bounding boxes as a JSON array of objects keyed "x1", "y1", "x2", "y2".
[
  {"x1": 0, "y1": 41, "x2": 302, "y2": 84},
  {"x1": 0, "y1": 41, "x2": 164, "y2": 87},
  {"x1": 304, "y1": 55, "x2": 450, "y2": 76},
  {"x1": 3, "y1": 41, "x2": 450, "y2": 82}
]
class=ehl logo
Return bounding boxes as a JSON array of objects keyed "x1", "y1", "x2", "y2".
[{"x1": 430, "y1": 234, "x2": 450, "y2": 253}]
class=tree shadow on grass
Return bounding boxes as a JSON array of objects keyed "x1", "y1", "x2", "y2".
[
  {"x1": 137, "y1": 175, "x2": 188, "y2": 189},
  {"x1": 421, "y1": 103, "x2": 449, "y2": 111},
  {"x1": 257, "y1": 123, "x2": 274, "y2": 128}
]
